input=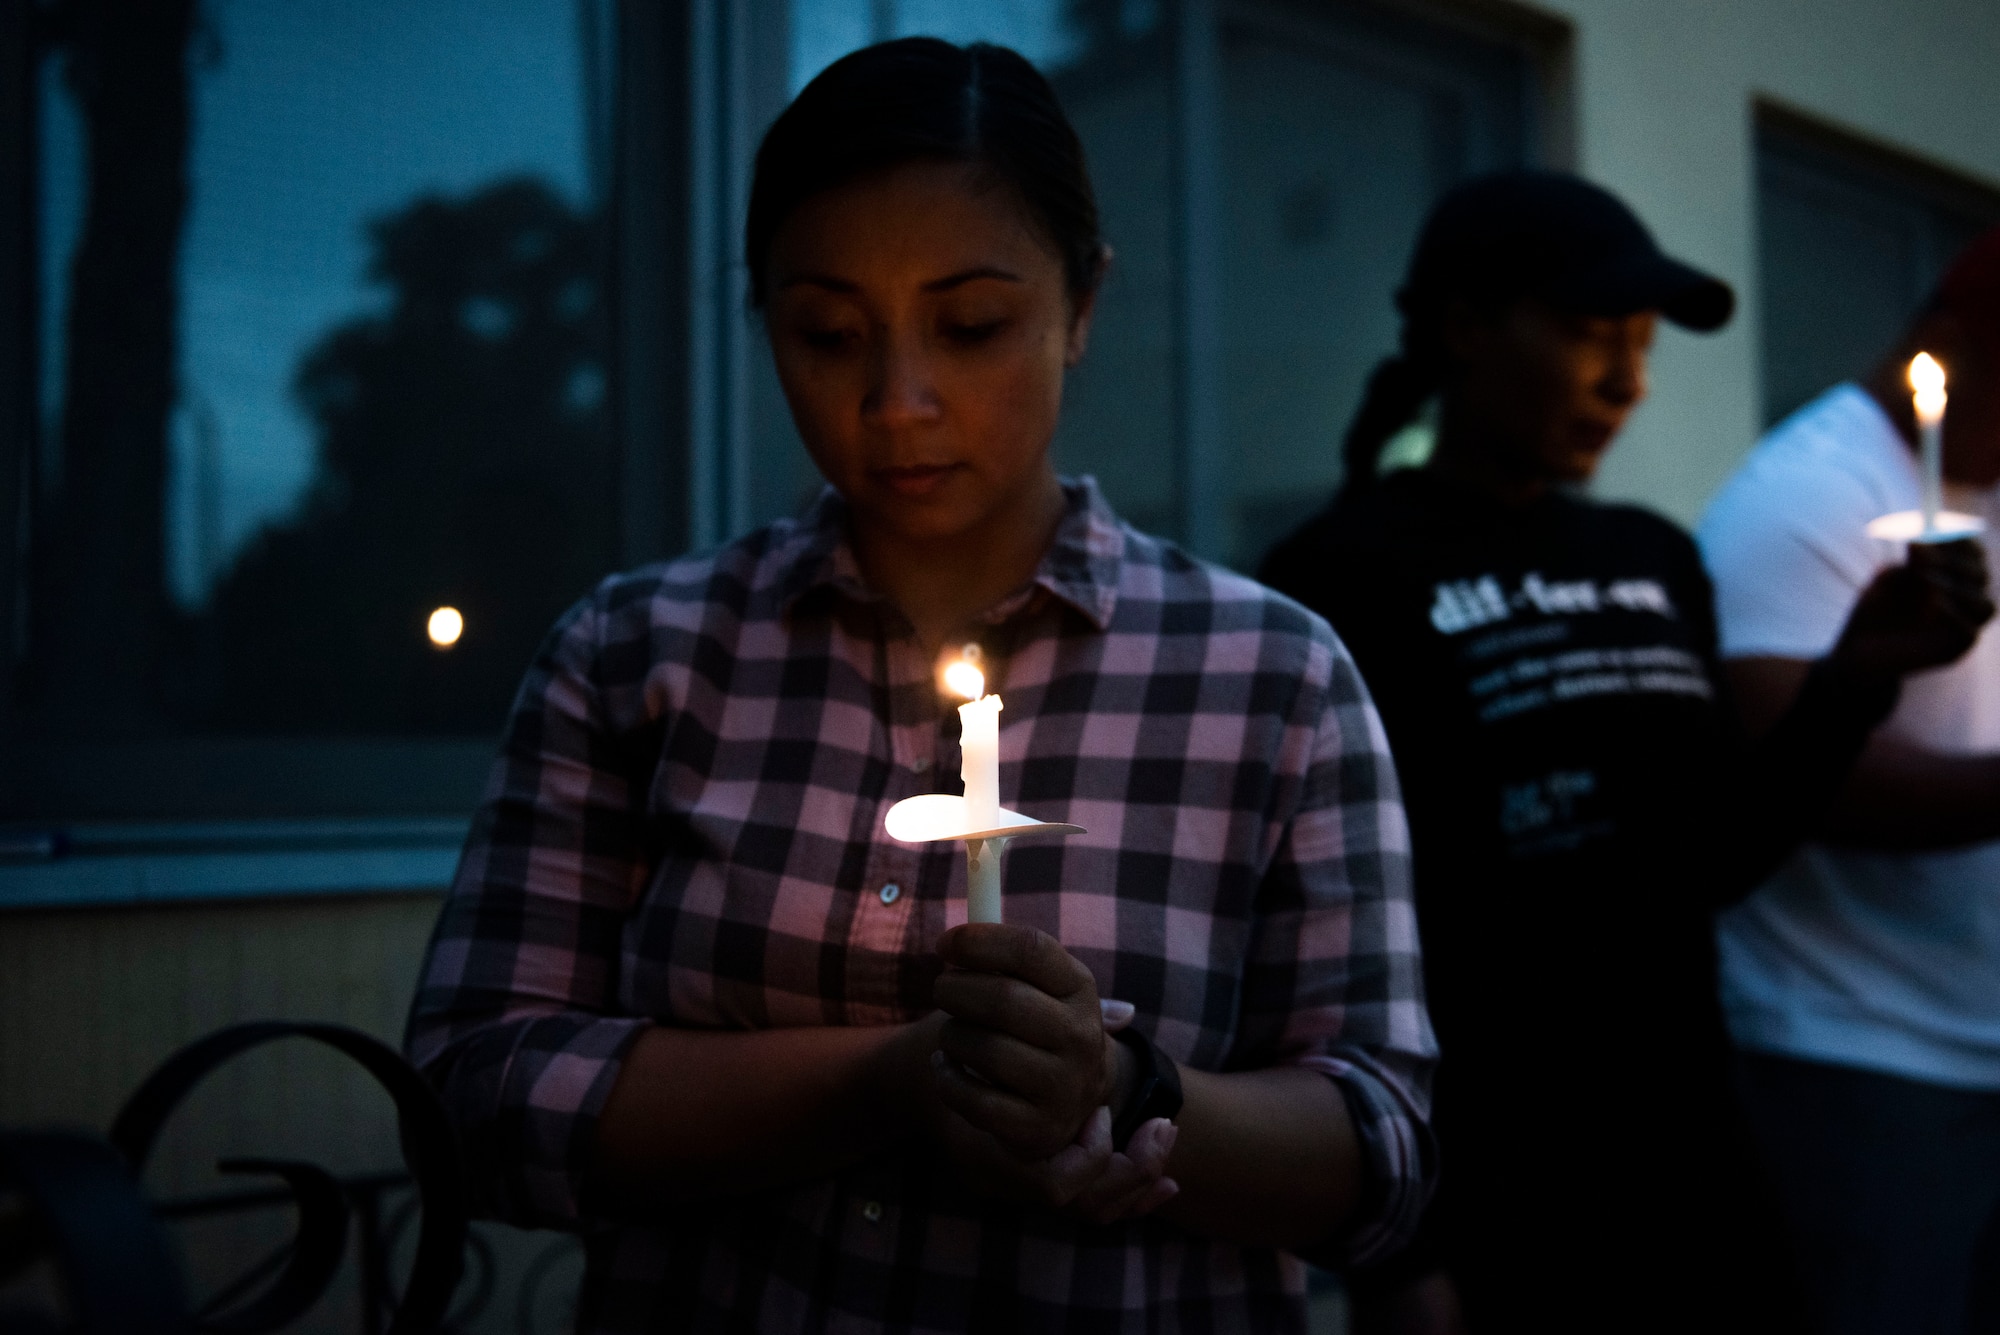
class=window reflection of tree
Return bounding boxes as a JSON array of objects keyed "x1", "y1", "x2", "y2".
[
  {"x1": 29, "y1": 0, "x2": 197, "y2": 739},
  {"x1": 32, "y1": 5, "x2": 618, "y2": 742},
  {"x1": 200, "y1": 178, "x2": 617, "y2": 735}
]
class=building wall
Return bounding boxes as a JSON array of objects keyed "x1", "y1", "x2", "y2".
[
  {"x1": 0, "y1": 893, "x2": 438, "y2": 1157},
  {"x1": 0, "y1": 891, "x2": 593, "y2": 1331},
  {"x1": 1544, "y1": 0, "x2": 2000, "y2": 525},
  {"x1": 0, "y1": 894, "x2": 451, "y2": 1332}
]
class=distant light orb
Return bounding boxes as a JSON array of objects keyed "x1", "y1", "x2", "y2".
[{"x1": 427, "y1": 606, "x2": 464, "y2": 649}]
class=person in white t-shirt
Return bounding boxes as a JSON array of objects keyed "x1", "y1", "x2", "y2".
[{"x1": 1700, "y1": 225, "x2": 2000, "y2": 1335}]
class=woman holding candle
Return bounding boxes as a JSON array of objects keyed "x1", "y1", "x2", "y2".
[
  {"x1": 1256, "y1": 174, "x2": 1993, "y2": 1335},
  {"x1": 1700, "y1": 228, "x2": 2000, "y2": 1335},
  {"x1": 407, "y1": 38, "x2": 1434, "y2": 1334}
]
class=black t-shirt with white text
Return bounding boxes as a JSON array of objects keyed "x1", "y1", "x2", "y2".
[
  {"x1": 1258, "y1": 468, "x2": 1888, "y2": 1327},
  {"x1": 1262, "y1": 469, "x2": 1737, "y2": 1055}
]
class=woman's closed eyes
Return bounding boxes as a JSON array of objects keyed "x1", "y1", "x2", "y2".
[
  {"x1": 782, "y1": 307, "x2": 1017, "y2": 356},
  {"x1": 795, "y1": 322, "x2": 861, "y2": 352},
  {"x1": 940, "y1": 316, "x2": 1008, "y2": 346}
]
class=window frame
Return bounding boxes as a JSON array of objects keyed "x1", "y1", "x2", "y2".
[
  {"x1": 0, "y1": 0, "x2": 712, "y2": 833},
  {"x1": 0, "y1": 0, "x2": 794, "y2": 896},
  {"x1": 1, "y1": 0, "x2": 36, "y2": 752}
]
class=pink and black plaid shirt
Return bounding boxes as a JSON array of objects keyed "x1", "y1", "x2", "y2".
[{"x1": 407, "y1": 478, "x2": 1436, "y2": 1333}]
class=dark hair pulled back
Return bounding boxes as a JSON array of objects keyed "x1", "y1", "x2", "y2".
[
  {"x1": 1339, "y1": 340, "x2": 1443, "y2": 498},
  {"x1": 745, "y1": 38, "x2": 1105, "y2": 308},
  {"x1": 1338, "y1": 240, "x2": 1479, "y2": 497}
]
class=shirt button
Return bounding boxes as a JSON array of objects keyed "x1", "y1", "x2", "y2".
[
  {"x1": 879, "y1": 883, "x2": 901, "y2": 906},
  {"x1": 910, "y1": 756, "x2": 930, "y2": 774},
  {"x1": 861, "y1": 1199, "x2": 884, "y2": 1223}
]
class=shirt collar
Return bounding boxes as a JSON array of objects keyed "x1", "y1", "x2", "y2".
[{"x1": 776, "y1": 476, "x2": 1123, "y2": 631}]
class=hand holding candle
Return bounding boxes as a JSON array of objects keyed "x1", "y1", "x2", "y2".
[{"x1": 891, "y1": 660, "x2": 1167, "y2": 1217}]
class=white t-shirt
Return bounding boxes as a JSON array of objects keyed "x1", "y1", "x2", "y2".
[{"x1": 1698, "y1": 382, "x2": 2000, "y2": 1089}]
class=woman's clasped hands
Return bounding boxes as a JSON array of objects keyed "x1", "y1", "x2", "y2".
[{"x1": 910, "y1": 923, "x2": 1179, "y2": 1224}]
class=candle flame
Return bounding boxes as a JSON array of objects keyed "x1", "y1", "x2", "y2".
[
  {"x1": 1910, "y1": 352, "x2": 1948, "y2": 419},
  {"x1": 427, "y1": 606, "x2": 464, "y2": 648},
  {"x1": 944, "y1": 658, "x2": 985, "y2": 701},
  {"x1": 1910, "y1": 352, "x2": 1946, "y2": 395}
]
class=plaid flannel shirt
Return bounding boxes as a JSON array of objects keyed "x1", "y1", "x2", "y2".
[{"x1": 407, "y1": 478, "x2": 1436, "y2": 1333}]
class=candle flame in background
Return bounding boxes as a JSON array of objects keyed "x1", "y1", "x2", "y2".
[
  {"x1": 427, "y1": 606, "x2": 464, "y2": 648},
  {"x1": 1910, "y1": 351, "x2": 1948, "y2": 420},
  {"x1": 944, "y1": 657, "x2": 985, "y2": 701}
]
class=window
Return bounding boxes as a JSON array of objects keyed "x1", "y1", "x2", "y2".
[
  {"x1": 5, "y1": 0, "x2": 623, "y2": 819},
  {"x1": 1, "y1": 0, "x2": 1552, "y2": 833},
  {"x1": 1756, "y1": 103, "x2": 2000, "y2": 428}
]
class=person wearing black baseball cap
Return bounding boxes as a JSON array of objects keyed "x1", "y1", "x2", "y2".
[{"x1": 1258, "y1": 172, "x2": 1991, "y2": 1334}]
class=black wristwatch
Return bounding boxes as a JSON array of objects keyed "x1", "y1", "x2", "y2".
[{"x1": 1109, "y1": 1026, "x2": 1183, "y2": 1151}]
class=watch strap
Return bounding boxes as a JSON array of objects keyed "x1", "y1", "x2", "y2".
[{"x1": 1109, "y1": 1025, "x2": 1183, "y2": 1152}]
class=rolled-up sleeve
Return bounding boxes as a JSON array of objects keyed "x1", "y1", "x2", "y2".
[
  {"x1": 1236, "y1": 630, "x2": 1439, "y2": 1265},
  {"x1": 405, "y1": 581, "x2": 659, "y2": 1228}
]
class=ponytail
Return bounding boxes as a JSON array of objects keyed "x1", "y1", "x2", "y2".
[{"x1": 1339, "y1": 354, "x2": 1436, "y2": 497}]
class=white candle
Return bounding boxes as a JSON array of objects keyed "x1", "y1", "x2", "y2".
[
  {"x1": 944, "y1": 648, "x2": 1005, "y2": 923},
  {"x1": 957, "y1": 692, "x2": 1002, "y2": 832},
  {"x1": 1911, "y1": 352, "x2": 1948, "y2": 535},
  {"x1": 885, "y1": 649, "x2": 1084, "y2": 922}
]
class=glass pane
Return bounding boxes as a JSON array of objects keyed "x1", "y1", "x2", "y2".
[
  {"x1": 1049, "y1": 29, "x2": 1176, "y2": 538},
  {"x1": 1757, "y1": 154, "x2": 1923, "y2": 427},
  {"x1": 18, "y1": 1, "x2": 615, "y2": 812},
  {"x1": 1756, "y1": 122, "x2": 2000, "y2": 427},
  {"x1": 1216, "y1": 3, "x2": 1531, "y2": 574},
  {"x1": 755, "y1": 1, "x2": 1173, "y2": 534}
]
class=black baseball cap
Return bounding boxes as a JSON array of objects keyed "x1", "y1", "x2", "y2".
[{"x1": 1400, "y1": 170, "x2": 1735, "y2": 332}]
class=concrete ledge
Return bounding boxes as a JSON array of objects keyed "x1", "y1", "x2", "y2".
[{"x1": 0, "y1": 819, "x2": 467, "y2": 910}]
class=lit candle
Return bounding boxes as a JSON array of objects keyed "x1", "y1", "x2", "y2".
[
  {"x1": 883, "y1": 656, "x2": 1083, "y2": 922},
  {"x1": 945, "y1": 648, "x2": 1004, "y2": 922},
  {"x1": 950, "y1": 668, "x2": 1001, "y2": 831},
  {"x1": 1911, "y1": 351, "x2": 1948, "y2": 535}
]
